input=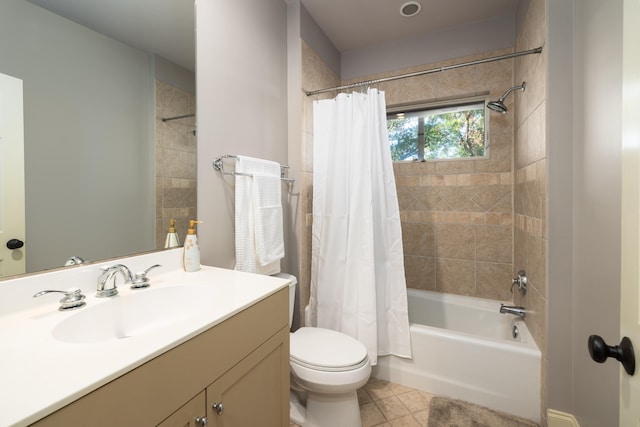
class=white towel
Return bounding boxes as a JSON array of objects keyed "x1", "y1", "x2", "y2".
[{"x1": 234, "y1": 155, "x2": 284, "y2": 275}]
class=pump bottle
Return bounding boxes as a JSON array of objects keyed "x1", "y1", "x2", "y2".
[
  {"x1": 164, "y1": 219, "x2": 180, "y2": 248},
  {"x1": 183, "y1": 220, "x2": 202, "y2": 272}
]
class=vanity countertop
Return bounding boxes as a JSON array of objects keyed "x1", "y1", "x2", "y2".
[{"x1": 0, "y1": 257, "x2": 289, "y2": 427}]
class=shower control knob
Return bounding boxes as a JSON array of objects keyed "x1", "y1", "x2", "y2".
[
  {"x1": 588, "y1": 335, "x2": 636, "y2": 375},
  {"x1": 6, "y1": 239, "x2": 24, "y2": 250}
]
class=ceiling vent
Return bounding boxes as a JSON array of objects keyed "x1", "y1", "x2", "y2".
[{"x1": 400, "y1": 1, "x2": 421, "y2": 17}]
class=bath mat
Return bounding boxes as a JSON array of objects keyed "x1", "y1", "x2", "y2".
[{"x1": 427, "y1": 396, "x2": 540, "y2": 427}]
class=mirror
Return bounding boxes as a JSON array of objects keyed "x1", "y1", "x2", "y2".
[{"x1": 0, "y1": 0, "x2": 196, "y2": 278}]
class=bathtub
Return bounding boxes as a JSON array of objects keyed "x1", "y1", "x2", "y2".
[{"x1": 372, "y1": 289, "x2": 541, "y2": 422}]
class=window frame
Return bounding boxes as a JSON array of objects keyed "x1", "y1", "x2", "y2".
[{"x1": 386, "y1": 95, "x2": 491, "y2": 162}]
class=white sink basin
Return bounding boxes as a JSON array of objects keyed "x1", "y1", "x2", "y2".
[{"x1": 52, "y1": 285, "x2": 219, "y2": 344}]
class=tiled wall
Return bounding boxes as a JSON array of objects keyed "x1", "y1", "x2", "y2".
[
  {"x1": 155, "y1": 80, "x2": 197, "y2": 248},
  {"x1": 300, "y1": 44, "x2": 517, "y2": 322},
  {"x1": 356, "y1": 52, "x2": 517, "y2": 300},
  {"x1": 513, "y1": 0, "x2": 548, "y2": 423},
  {"x1": 300, "y1": 41, "x2": 340, "y2": 324}
]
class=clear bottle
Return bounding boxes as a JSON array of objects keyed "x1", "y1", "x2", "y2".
[
  {"x1": 183, "y1": 220, "x2": 203, "y2": 272},
  {"x1": 164, "y1": 219, "x2": 180, "y2": 248}
]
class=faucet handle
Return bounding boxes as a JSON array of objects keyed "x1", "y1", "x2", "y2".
[
  {"x1": 511, "y1": 270, "x2": 527, "y2": 295},
  {"x1": 64, "y1": 256, "x2": 85, "y2": 266},
  {"x1": 131, "y1": 264, "x2": 162, "y2": 289},
  {"x1": 33, "y1": 288, "x2": 86, "y2": 311}
]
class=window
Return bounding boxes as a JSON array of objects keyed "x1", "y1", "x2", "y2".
[{"x1": 387, "y1": 99, "x2": 487, "y2": 161}]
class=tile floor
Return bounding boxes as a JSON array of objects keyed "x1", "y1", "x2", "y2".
[{"x1": 290, "y1": 377, "x2": 436, "y2": 427}]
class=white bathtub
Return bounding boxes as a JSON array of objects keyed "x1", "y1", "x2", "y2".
[{"x1": 372, "y1": 288, "x2": 541, "y2": 422}]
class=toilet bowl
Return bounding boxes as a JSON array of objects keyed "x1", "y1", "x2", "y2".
[{"x1": 272, "y1": 273, "x2": 371, "y2": 427}]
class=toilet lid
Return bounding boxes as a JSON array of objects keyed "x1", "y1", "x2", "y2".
[{"x1": 290, "y1": 327, "x2": 369, "y2": 372}]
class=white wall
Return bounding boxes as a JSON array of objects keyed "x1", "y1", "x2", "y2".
[
  {"x1": 0, "y1": 0, "x2": 155, "y2": 272},
  {"x1": 195, "y1": 0, "x2": 289, "y2": 269},
  {"x1": 547, "y1": 0, "x2": 575, "y2": 415},
  {"x1": 571, "y1": 1, "x2": 622, "y2": 425}
]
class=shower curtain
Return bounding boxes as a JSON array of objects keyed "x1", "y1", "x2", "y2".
[{"x1": 309, "y1": 88, "x2": 412, "y2": 365}]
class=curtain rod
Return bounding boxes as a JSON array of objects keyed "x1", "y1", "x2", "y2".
[
  {"x1": 162, "y1": 113, "x2": 195, "y2": 122},
  {"x1": 304, "y1": 46, "x2": 543, "y2": 97}
]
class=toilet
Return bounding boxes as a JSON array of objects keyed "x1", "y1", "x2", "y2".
[{"x1": 273, "y1": 273, "x2": 371, "y2": 427}]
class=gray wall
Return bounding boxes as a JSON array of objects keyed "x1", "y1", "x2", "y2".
[
  {"x1": 196, "y1": 0, "x2": 289, "y2": 269},
  {"x1": 299, "y1": 4, "x2": 516, "y2": 84},
  {"x1": 340, "y1": 14, "x2": 516, "y2": 80},
  {"x1": 572, "y1": 1, "x2": 622, "y2": 425},
  {"x1": 0, "y1": 0, "x2": 155, "y2": 273},
  {"x1": 300, "y1": 4, "x2": 340, "y2": 77},
  {"x1": 548, "y1": 1, "x2": 623, "y2": 425},
  {"x1": 154, "y1": 55, "x2": 195, "y2": 95},
  {"x1": 547, "y1": 0, "x2": 575, "y2": 415}
]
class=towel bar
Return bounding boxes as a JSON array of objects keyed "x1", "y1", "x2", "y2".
[{"x1": 213, "y1": 154, "x2": 295, "y2": 183}]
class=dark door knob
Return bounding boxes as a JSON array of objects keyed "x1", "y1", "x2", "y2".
[
  {"x1": 588, "y1": 335, "x2": 635, "y2": 375},
  {"x1": 6, "y1": 239, "x2": 24, "y2": 250}
]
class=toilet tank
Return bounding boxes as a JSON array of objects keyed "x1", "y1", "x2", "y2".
[{"x1": 271, "y1": 273, "x2": 297, "y2": 327}]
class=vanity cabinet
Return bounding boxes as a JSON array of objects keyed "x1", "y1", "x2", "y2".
[
  {"x1": 157, "y1": 391, "x2": 206, "y2": 427},
  {"x1": 204, "y1": 330, "x2": 287, "y2": 426},
  {"x1": 33, "y1": 288, "x2": 289, "y2": 427}
]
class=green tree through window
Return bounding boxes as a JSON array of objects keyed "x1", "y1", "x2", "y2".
[{"x1": 387, "y1": 101, "x2": 486, "y2": 161}]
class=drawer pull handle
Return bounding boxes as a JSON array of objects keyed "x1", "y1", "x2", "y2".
[
  {"x1": 212, "y1": 402, "x2": 224, "y2": 416},
  {"x1": 195, "y1": 416, "x2": 208, "y2": 426}
]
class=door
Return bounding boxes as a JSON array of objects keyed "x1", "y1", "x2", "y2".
[
  {"x1": 0, "y1": 72, "x2": 25, "y2": 276},
  {"x1": 157, "y1": 391, "x2": 207, "y2": 427},
  {"x1": 206, "y1": 333, "x2": 288, "y2": 427},
  {"x1": 620, "y1": 0, "x2": 640, "y2": 423}
]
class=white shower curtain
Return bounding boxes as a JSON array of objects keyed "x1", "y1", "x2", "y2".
[{"x1": 309, "y1": 88, "x2": 411, "y2": 365}]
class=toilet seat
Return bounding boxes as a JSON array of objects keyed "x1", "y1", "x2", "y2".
[{"x1": 290, "y1": 327, "x2": 369, "y2": 372}]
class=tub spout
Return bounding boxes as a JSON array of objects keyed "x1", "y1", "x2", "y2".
[{"x1": 500, "y1": 304, "x2": 526, "y2": 319}]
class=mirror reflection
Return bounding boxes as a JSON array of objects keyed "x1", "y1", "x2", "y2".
[{"x1": 0, "y1": 0, "x2": 196, "y2": 278}]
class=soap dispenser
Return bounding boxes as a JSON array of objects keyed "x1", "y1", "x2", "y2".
[
  {"x1": 183, "y1": 220, "x2": 203, "y2": 272},
  {"x1": 164, "y1": 219, "x2": 180, "y2": 248}
]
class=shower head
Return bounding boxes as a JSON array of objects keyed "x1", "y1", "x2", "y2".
[
  {"x1": 487, "y1": 100, "x2": 508, "y2": 114},
  {"x1": 487, "y1": 82, "x2": 526, "y2": 114}
]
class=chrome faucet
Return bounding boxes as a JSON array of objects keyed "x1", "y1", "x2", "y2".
[
  {"x1": 96, "y1": 264, "x2": 134, "y2": 297},
  {"x1": 33, "y1": 288, "x2": 87, "y2": 311},
  {"x1": 500, "y1": 304, "x2": 526, "y2": 319}
]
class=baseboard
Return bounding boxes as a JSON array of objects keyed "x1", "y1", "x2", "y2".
[{"x1": 548, "y1": 409, "x2": 580, "y2": 427}]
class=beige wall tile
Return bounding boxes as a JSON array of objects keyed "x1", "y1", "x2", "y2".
[
  {"x1": 435, "y1": 160, "x2": 475, "y2": 175},
  {"x1": 439, "y1": 64, "x2": 478, "y2": 98},
  {"x1": 476, "y1": 262, "x2": 514, "y2": 301},
  {"x1": 514, "y1": 2, "x2": 547, "y2": 419},
  {"x1": 155, "y1": 81, "x2": 196, "y2": 249},
  {"x1": 399, "y1": 73, "x2": 439, "y2": 104},
  {"x1": 404, "y1": 256, "x2": 436, "y2": 291},
  {"x1": 436, "y1": 224, "x2": 475, "y2": 260},
  {"x1": 476, "y1": 225, "x2": 513, "y2": 263},
  {"x1": 436, "y1": 259, "x2": 475, "y2": 295},
  {"x1": 402, "y1": 222, "x2": 436, "y2": 257}
]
